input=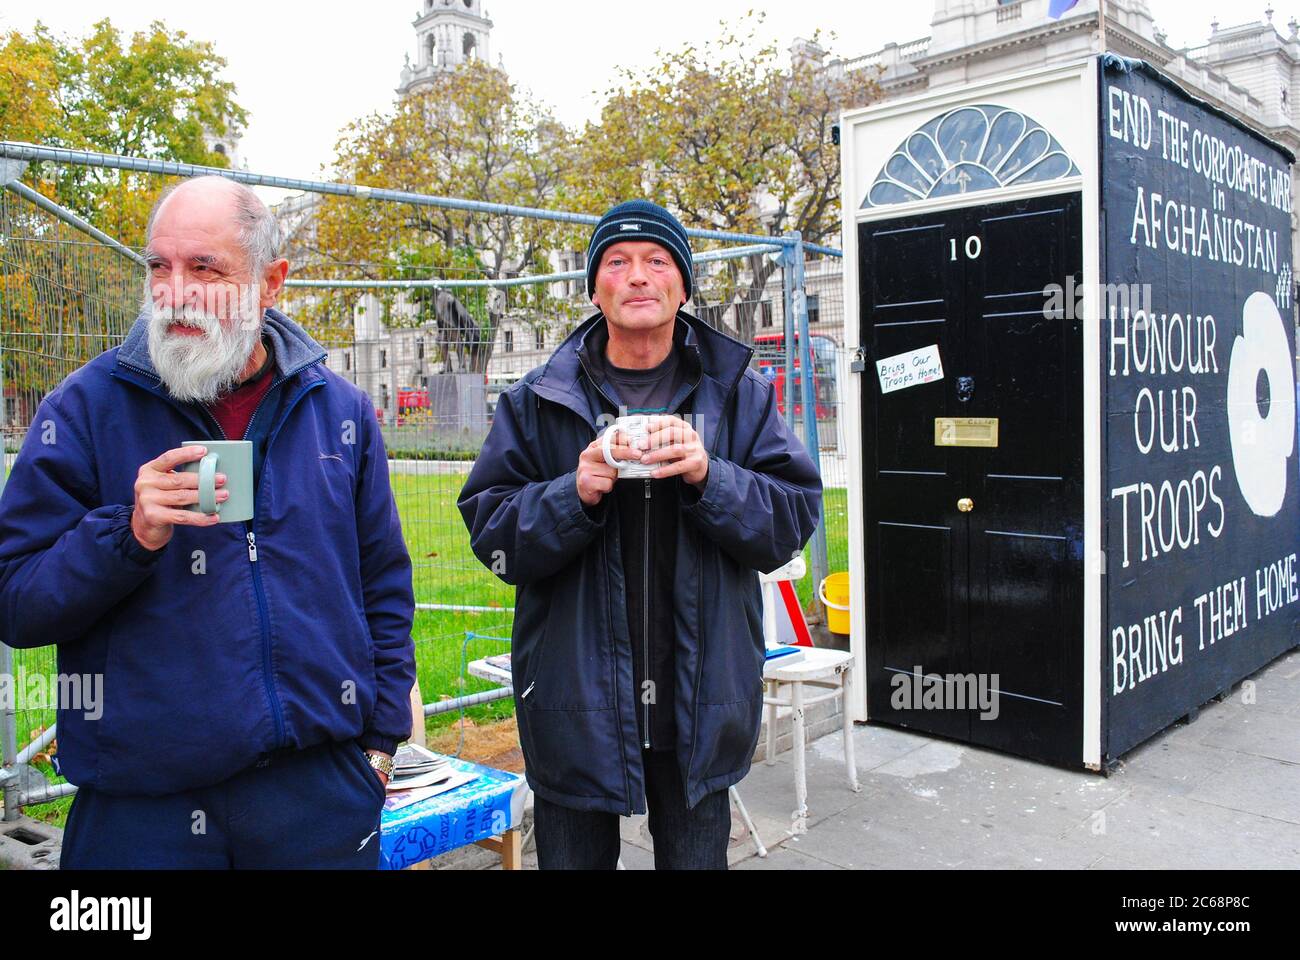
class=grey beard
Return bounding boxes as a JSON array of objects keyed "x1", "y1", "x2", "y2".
[{"x1": 145, "y1": 286, "x2": 265, "y2": 403}]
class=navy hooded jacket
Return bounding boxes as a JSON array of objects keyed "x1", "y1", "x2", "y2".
[
  {"x1": 457, "y1": 310, "x2": 823, "y2": 814},
  {"x1": 0, "y1": 309, "x2": 416, "y2": 796}
]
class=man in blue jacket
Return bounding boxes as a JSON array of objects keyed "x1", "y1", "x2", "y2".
[
  {"x1": 0, "y1": 176, "x2": 416, "y2": 868},
  {"x1": 458, "y1": 200, "x2": 823, "y2": 869}
]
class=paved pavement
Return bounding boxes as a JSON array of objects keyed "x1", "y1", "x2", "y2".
[{"x1": 507, "y1": 644, "x2": 1300, "y2": 870}]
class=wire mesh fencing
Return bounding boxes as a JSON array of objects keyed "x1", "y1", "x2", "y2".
[{"x1": 1, "y1": 185, "x2": 144, "y2": 808}]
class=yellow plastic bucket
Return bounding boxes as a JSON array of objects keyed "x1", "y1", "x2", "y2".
[{"x1": 818, "y1": 572, "x2": 852, "y2": 635}]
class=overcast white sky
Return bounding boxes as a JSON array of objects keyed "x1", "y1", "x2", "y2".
[{"x1": 4, "y1": 1, "x2": 1296, "y2": 184}]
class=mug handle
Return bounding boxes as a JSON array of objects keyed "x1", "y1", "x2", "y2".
[
  {"x1": 601, "y1": 425, "x2": 629, "y2": 470},
  {"x1": 197, "y1": 452, "x2": 220, "y2": 514}
]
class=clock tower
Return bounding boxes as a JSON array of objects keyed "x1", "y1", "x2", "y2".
[{"x1": 398, "y1": 0, "x2": 495, "y2": 95}]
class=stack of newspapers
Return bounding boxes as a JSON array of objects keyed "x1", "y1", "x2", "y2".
[{"x1": 387, "y1": 744, "x2": 461, "y2": 792}]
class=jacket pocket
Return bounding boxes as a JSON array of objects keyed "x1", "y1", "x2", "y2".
[
  {"x1": 347, "y1": 740, "x2": 389, "y2": 804},
  {"x1": 516, "y1": 564, "x2": 614, "y2": 711},
  {"x1": 691, "y1": 693, "x2": 764, "y2": 784},
  {"x1": 516, "y1": 703, "x2": 624, "y2": 801},
  {"x1": 517, "y1": 619, "x2": 550, "y2": 703}
]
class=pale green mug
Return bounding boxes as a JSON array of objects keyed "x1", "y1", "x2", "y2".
[{"x1": 181, "y1": 440, "x2": 254, "y2": 523}]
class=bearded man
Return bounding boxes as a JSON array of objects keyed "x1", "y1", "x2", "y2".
[{"x1": 0, "y1": 176, "x2": 416, "y2": 868}]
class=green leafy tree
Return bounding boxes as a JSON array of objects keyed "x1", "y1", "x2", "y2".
[{"x1": 0, "y1": 19, "x2": 247, "y2": 402}]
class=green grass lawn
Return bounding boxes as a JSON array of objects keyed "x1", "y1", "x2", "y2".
[{"x1": 9, "y1": 472, "x2": 849, "y2": 829}]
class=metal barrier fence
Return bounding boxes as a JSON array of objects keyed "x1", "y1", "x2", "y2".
[{"x1": 0, "y1": 143, "x2": 845, "y2": 819}]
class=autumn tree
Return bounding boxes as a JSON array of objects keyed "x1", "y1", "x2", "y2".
[
  {"x1": 311, "y1": 60, "x2": 573, "y2": 374},
  {"x1": 0, "y1": 19, "x2": 246, "y2": 245},
  {"x1": 566, "y1": 14, "x2": 880, "y2": 343},
  {"x1": 0, "y1": 20, "x2": 246, "y2": 407},
  {"x1": 0, "y1": 30, "x2": 61, "y2": 146}
]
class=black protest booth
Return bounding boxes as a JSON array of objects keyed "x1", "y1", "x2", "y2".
[{"x1": 839, "y1": 56, "x2": 1299, "y2": 769}]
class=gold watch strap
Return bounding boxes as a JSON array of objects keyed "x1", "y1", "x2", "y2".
[{"x1": 365, "y1": 751, "x2": 395, "y2": 778}]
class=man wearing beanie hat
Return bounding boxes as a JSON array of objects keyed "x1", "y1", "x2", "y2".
[{"x1": 459, "y1": 200, "x2": 822, "y2": 869}]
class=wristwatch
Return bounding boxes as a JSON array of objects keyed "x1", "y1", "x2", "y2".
[{"x1": 365, "y1": 751, "x2": 395, "y2": 778}]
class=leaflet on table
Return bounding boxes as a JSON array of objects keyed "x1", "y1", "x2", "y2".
[{"x1": 382, "y1": 771, "x2": 479, "y2": 812}]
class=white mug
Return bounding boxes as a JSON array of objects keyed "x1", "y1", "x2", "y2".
[{"x1": 601, "y1": 415, "x2": 656, "y2": 479}]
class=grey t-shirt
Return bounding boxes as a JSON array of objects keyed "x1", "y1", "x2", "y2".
[{"x1": 602, "y1": 345, "x2": 684, "y2": 416}]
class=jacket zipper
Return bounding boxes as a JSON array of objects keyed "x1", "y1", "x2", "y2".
[
  {"x1": 246, "y1": 373, "x2": 326, "y2": 749},
  {"x1": 239, "y1": 369, "x2": 296, "y2": 749},
  {"x1": 642, "y1": 477, "x2": 652, "y2": 750},
  {"x1": 603, "y1": 527, "x2": 634, "y2": 814}
]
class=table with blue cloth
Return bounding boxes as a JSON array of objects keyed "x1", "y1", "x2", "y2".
[{"x1": 379, "y1": 755, "x2": 528, "y2": 870}]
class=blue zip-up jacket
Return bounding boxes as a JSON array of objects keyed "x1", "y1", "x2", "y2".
[
  {"x1": 457, "y1": 310, "x2": 823, "y2": 814},
  {"x1": 0, "y1": 309, "x2": 416, "y2": 796}
]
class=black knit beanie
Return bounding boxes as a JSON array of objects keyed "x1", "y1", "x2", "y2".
[{"x1": 585, "y1": 199, "x2": 693, "y2": 301}]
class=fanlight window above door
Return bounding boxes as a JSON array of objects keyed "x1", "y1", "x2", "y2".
[{"x1": 862, "y1": 104, "x2": 1080, "y2": 208}]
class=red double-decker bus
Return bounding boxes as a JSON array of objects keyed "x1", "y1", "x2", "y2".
[{"x1": 752, "y1": 333, "x2": 838, "y2": 420}]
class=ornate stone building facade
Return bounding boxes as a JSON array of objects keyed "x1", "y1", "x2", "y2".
[{"x1": 398, "y1": 0, "x2": 494, "y2": 95}]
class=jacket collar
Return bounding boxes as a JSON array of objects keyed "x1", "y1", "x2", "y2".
[
  {"x1": 530, "y1": 310, "x2": 755, "y2": 438},
  {"x1": 115, "y1": 307, "x2": 328, "y2": 386}
]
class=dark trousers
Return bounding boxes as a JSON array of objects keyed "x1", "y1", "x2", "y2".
[
  {"x1": 59, "y1": 740, "x2": 386, "y2": 869},
  {"x1": 533, "y1": 749, "x2": 731, "y2": 870}
]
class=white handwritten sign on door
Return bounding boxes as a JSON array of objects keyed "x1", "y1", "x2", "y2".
[{"x1": 876, "y1": 345, "x2": 945, "y2": 395}]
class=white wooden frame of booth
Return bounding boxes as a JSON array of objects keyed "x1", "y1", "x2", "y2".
[{"x1": 837, "y1": 58, "x2": 1105, "y2": 769}]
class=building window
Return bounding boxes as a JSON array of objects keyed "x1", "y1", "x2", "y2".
[
  {"x1": 416, "y1": 336, "x2": 425, "y2": 360},
  {"x1": 568, "y1": 250, "x2": 586, "y2": 296},
  {"x1": 759, "y1": 300, "x2": 773, "y2": 328},
  {"x1": 806, "y1": 294, "x2": 820, "y2": 326},
  {"x1": 504, "y1": 329, "x2": 514, "y2": 353},
  {"x1": 380, "y1": 349, "x2": 387, "y2": 368},
  {"x1": 344, "y1": 351, "x2": 351, "y2": 372},
  {"x1": 535, "y1": 329, "x2": 545, "y2": 351}
]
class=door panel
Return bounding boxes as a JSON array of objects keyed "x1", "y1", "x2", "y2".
[
  {"x1": 860, "y1": 192, "x2": 1084, "y2": 766},
  {"x1": 870, "y1": 222, "x2": 959, "y2": 476},
  {"x1": 876, "y1": 521, "x2": 968, "y2": 739}
]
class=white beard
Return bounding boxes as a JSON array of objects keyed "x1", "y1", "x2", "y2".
[{"x1": 145, "y1": 282, "x2": 265, "y2": 403}]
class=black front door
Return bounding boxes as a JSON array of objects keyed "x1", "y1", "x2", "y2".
[{"x1": 859, "y1": 191, "x2": 1084, "y2": 766}]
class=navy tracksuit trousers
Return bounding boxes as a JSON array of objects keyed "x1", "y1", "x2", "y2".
[{"x1": 59, "y1": 740, "x2": 386, "y2": 869}]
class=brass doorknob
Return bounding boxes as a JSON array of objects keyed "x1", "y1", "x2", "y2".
[{"x1": 957, "y1": 498, "x2": 974, "y2": 513}]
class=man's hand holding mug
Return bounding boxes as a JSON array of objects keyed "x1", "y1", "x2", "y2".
[
  {"x1": 131, "y1": 445, "x2": 229, "y2": 550},
  {"x1": 638, "y1": 415, "x2": 709, "y2": 488},
  {"x1": 578, "y1": 414, "x2": 708, "y2": 508},
  {"x1": 577, "y1": 425, "x2": 646, "y2": 506}
]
